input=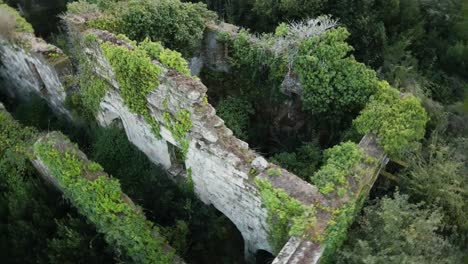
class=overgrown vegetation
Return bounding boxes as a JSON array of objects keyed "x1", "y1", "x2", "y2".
[
  {"x1": 256, "y1": 179, "x2": 316, "y2": 254},
  {"x1": 270, "y1": 142, "x2": 322, "y2": 181},
  {"x1": 337, "y1": 192, "x2": 465, "y2": 264},
  {"x1": 100, "y1": 40, "x2": 163, "y2": 137},
  {"x1": 311, "y1": 142, "x2": 365, "y2": 195},
  {"x1": 74, "y1": 0, "x2": 216, "y2": 56},
  {"x1": 34, "y1": 133, "x2": 176, "y2": 264},
  {"x1": 1, "y1": 96, "x2": 246, "y2": 263},
  {"x1": 163, "y1": 109, "x2": 193, "y2": 158},
  {"x1": 0, "y1": 2, "x2": 33, "y2": 34},
  {"x1": 0, "y1": 108, "x2": 114, "y2": 263},
  {"x1": 295, "y1": 27, "x2": 378, "y2": 115},
  {"x1": 216, "y1": 97, "x2": 255, "y2": 140},
  {"x1": 354, "y1": 81, "x2": 429, "y2": 159}
]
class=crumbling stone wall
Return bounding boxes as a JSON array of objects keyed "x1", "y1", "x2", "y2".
[
  {"x1": 0, "y1": 12, "x2": 388, "y2": 263},
  {"x1": 0, "y1": 34, "x2": 72, "y2": 117}
]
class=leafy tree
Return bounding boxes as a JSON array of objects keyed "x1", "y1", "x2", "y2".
[
  {"x1": 400, "y1": 136, "x2": 468, "y2": 234},
  {"x1": 270, "y1": 142, "x2": 322, "y2": 180},
  {"x1": 216, "y1": 96, "x2": 255, "y2": 140},
  {"x1": 354, "y1": 81, "x2": 428, "y2": 159},
  {"x1": 117, "y1": 0, "x2": 216, "y2": 56},
  {"x1": 337, "y1": 192, "x2": 465, "y2": 264},
  {"x1": 295, "y1": 27, "x2": 379, "y2": 115}
]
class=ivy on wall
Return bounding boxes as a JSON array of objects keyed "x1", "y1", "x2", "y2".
[
  {"x1": 34, "y1": 133, "x2": 175, "y2": 264},
  {"x1": 256, "y1": 179, "x2": 316, "y2": 254},
  {"x1": 100, "y1": 40, "x2": 162, "y2": 137},
  {"x1": 317, "y1": 194, "x2": 367, "y2": 264},
  {"x1": 163, "y1": 109, "x2": 192, "y2": 159}
]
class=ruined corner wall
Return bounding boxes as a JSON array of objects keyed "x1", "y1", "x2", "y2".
[
  {"x1": 0, "y1": 33, "x2": 72, "y2": 117},
  {"x1": 0, "y1": 11, "x2": 388, "y2": 263},
  {"x1": 30, "y1": 131, "x2": 184, "y2": 264},
  {"x1": 78, "y1": 28, "x2": 275, "y2": 258}
]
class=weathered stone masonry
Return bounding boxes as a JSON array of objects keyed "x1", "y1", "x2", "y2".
[{"x1": 0, "y1": 17, "x2": 388, "y2": 264}]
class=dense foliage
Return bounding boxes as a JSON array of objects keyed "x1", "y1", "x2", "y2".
[
  {"x1": 354, "y1": 82, "x2": 428, "y2": 158},
  {"x1": 295, "y1": 27, "x2": 378, "y2": 115},
  {"x1": 337, "y1": 192, "x2": 465, "y2": 264},
  {"x1": 79, "y1": 0, "x2": 216, "y2": 56},
  {"x1": 311, "y1": 142, "x2": 364, "y2": 195},
  {"x1": 0, "y1": 109, "x2": 114, "y2": 263},
  {"x1": 216, "y1": 96, "x2": 255, "y2": 140},
  {"x1": 2, "y1": 0, "x2": 467, "y2": 262},
  {"x1": 400, "y1": 136, "x2": 468, "y2": 235},
  {"x1": 270, "y1": 142, "x2": 322, "y2": 181}
]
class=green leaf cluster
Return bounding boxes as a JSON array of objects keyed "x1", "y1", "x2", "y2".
[
  {"x1": 270, "y1": 142, "x2": 322, "y2": 181},
  {"x1": 100, "y1": 41, "x2": 162, "y2": 137},
  {"x1": 163, "y1": 109, "x2": 192, "y2": 159},
  {"x1": 353, "y1": 81, "x2": 428, "y2": 159},
  {"x1": 256, "y1": 179, "x2": 316, "y2": 254},
  {"x1": 311, "y1": 142, "x2": 364, "y2": 195},
  {"x1": 34, "y1": 134, "x2": 175, "y2": 264},
  {"x1": 216, "y1": 97, "x2": 255, "y2": 140},
  {"x1": 139, "y1": 38, "x2": 191, "y2": 76},
  {"x1": 319, "y1": 195, "x2": 367, "y2": 264},
  {"x1": 295, "y1": 27, "x2": 379, "y2": 115},
  {"x1": 85, "y1": 0, "x2": 216, "y2": 56}
]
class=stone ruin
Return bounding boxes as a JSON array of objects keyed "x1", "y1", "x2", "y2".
[{"x1": 0, "y1": 10, "x2": 388, "y2": 264}]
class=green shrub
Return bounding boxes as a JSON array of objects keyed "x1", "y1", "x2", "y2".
[
  {"x1": 89, "y1": 0, "x2": 216, "y2": 56},
  {"x1": 270, "y1": 142, "x2": 322, "y2": 181},
  {"x1": 216, "y1": 97, "x2": 255, "y2": 140},
  {"x1": 337, "y1": 192, "x2": 465, "y2": 264},
  {"x1": 295, "y1": 27, "x2": 378, "y2": 115},
  {"x1": 353, "y1": 81, "x2": 428, "y2": 158},
  {"x1": 139, "y1": 38, "x2": 191, "y2": 76},
  {"x1": 311, "y1": 142, "x2": 364, "y2": 195}
]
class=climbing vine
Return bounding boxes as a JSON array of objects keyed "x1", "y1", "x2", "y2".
[
  {"x1": 318, "y1": 195, "x2": 367, "y2": 264},
  {"x1": 256, "y1": 179, "x2": 316, "y2": 254},
  {"x1": 163, "y1": 109, "x2": 192, "y2": 159},
  {"x1": 34, "y1": 133, "x2": 175, "y2": 264},
  {"x1": 311, "y1": 142, "x2": 364, "y2": 195},
  {"x1": 100, "y1": 41, "x2": 162, "y2": 137}
]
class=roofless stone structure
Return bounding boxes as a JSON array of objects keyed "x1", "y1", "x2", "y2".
[{"x1": 0, "y1": 7, "x2": 388, "y2": 263}]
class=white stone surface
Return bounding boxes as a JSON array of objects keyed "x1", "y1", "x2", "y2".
[{"x1": 0, "y1": 39, "x2": 70, "y2": 117}]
